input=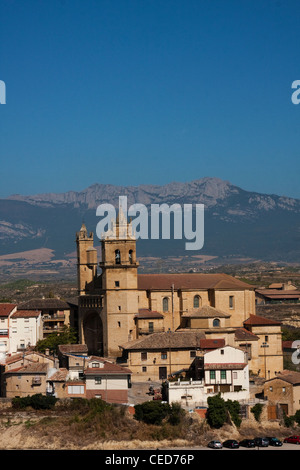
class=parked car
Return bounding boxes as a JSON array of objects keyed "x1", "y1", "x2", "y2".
[
  {"x1": 207, "y1": 440, "x2": 222, "y2": 449},
  {"x1": 253, "y1": 437, "x2": 269, "y2": 447},
  {"x1": 283, "y1": 435, "x2": 300, "y2": 444},
  {"x1": 266, "y1": 437, "x2": 282, "y2": 447},
  {"x1": 239, "y1": 439, "x2": 255, "y2": 448},
  {"x1": 223, "y1": 439, "x2": 239, "y2": 448}
]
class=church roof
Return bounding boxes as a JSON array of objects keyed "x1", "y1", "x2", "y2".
[{"x1": 137, "y1": 273, "x2": 254, "y2": 291}]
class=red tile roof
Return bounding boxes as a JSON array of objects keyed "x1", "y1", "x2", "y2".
[
  {"x1": 85, "y1": 356, "x2": 131, "y2": 375},
  {"x1": 244, "y1": 314, "x2": 281, "y2": 326},
  {"x1": 199, "y1": 339, "x2": 225, "y2": 349},
  {"x1": 137, "y1": 273, "x2": 254, "y2": 291},
  {"x1": 0, "y1": 304, "x2": 17, "y2": 317},
  {"x1": 11, "y1": 310, "x2": 41, "y2": 318}
]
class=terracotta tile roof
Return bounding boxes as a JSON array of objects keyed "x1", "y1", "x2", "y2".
[
  {"x1": 244, "y1": 314, "x2": 281, "y2": 326},
  {"x1": 234, "y1": 328, "x2": 259, "y2": 341},
  {"x1": 85, "y1": 356, "x2": 131, "y2": 374},
  {"x1": 138, "y1": 273, "x2": 254, "y2": 291},
  {"x1": 58, "y1": 344, "x2": 88, "y2": 355},
  {"x1": 204, "y1": 363, "x2": 247, "y2": 370},
  {"x1": 135, "y1": 309, "x2": 164, "y2": 319},
  {"x1": 120, "y1": 330, "x2": 205, "y2": 351},
  {"x1": 11, "y1": 310, "x2": 41, "y2": 318},
  {"x1": 0, "y1": 303, "x2": 17, "y2": 317},
  {"x1": 182, "y1": 305, "x2": 230, "y2": 318},
  {"x1": 256, "y1": 289, "x2": 300, "y2": 299},
  {"x1": 5, "y1": 363, "x2": 48, "y2": 374},
  {"x1": 199, "y1": 338, "x2": 225, "y2": 349},
  {"x1": 266, "y1": 370, "x2": 300, "y2": 385}
]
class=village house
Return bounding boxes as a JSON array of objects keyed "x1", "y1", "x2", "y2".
[
  {"x1": 18, "y1": 297, "x2": 78, "y2": 337},
  {"x1": 0, "y1": 304, "x2": 17, "y2": 359},
  {"x1": 84, "y1": 356, "x2": 132, "y2": 403},
  {"x1": 167, "y1": 345, "x2": 250, "y2": 408},
  {"x1": 119, "y1": 330, "x2": 205, "y2": 382},
  {"x1": 263, "y1": 370, "x2": 300, "y2": 417},
  {"x1": 9, "y1": 309, "x2": 43, "y2": 355}
]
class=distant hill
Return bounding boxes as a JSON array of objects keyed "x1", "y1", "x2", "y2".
[{"x1": 1, "y1": 177, "x2": 300, "y2": 264}]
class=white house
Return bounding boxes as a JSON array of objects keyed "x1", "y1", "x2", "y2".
[
  {"x1": 0, "y1": 304, "x2": 17, "y2": 360},
  {"x1": 84, "y1": 356, "x2": 132, "y2": 404},
  {"x1": 9, "y1": 309, "x2": 43, "y2": 355},
  {"x1": 168, "y1": 345, "x2": 250, "y2": 408}
]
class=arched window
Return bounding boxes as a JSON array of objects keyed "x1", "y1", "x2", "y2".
[
  {"x1": 163, "y1": 297, "x2": 169, "y2": 312},
  {"x1": 213, "y1": 318, "x2": 220, "y2": 327},
  {"x1": 129, "y1": 250, "x2": 133, "y2": 264},
  {"x1": 193, "y1": 295, "x2": 201, "y2": 308},
  {"x1": 115, "y1": 249, "x2": 121, "y2": 264}
]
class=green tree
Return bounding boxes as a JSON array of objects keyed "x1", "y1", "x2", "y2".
[
  {"x1": 206, "y1": 394, "x2": 227, "y2": 428},
  {"x1": 35, "y1": 326, "x2": 77, "y2": 355}
]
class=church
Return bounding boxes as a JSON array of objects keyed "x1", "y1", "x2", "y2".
[{"x1": 76, "y1": 213, "x2": 283, "y2": 382}]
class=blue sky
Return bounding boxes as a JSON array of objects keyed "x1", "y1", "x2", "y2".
[{"x1": 1, "y1": 0, "x2": 300, "y2": 199}]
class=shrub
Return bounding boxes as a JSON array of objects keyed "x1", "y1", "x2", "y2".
[
  {"x1": 251, "y1": 403, "x2": 263, "y2": 422},
  {"x1": 225, "y1": 399, "x2": 242, "y2": 428},
  {"x1": 12, "y1": 394, "x2": 57, "y2": 410},
  {"x1": 134, "y1": 401, "x2": 171, "y2": 425}
]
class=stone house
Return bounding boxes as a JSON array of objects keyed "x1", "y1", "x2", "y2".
[
  {"x1": 264, "y1": 370, "x2": 300, "y2": 416},
  {"x1": 243, "y1": 314, "x2": 283, "y2": 380},
  {"x1": 119, "y1": 330, "x2": 205, "y2": 382}
]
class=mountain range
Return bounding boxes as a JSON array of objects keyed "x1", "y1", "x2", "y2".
[{"x1": 1, "y1": 177, "x2": 300, "y2": 268}]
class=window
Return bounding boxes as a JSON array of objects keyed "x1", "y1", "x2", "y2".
[
  {"x1": 220, "y1": 349, "x2": 224, "y2": 355},
  {"x1": 118, "y1": 321, "x2": 121, "y2": 327},
  {"x1": 115, "y1": 249, "x2": 121, "y2": 264},
  {"x1": 210, "y1": 370, "x2": 216, "y2": 380},
  {"x1": 148, "y1": 322, "x2": 154, "y2": 333},
  {"x1": 221, "y1": 370, "x2": 226, "y2": 380},
  {"x1": 193, "y1": 295, "x2": 201, "y2": 308},
  {"x1": 163, "y1": 297, "x2": 169, "y2": 312},
  {"x1": 115, "y1": 281, "x2": 120, "y2": 287},
  {"x1": 161, "y1": 352, "x2": 167, "y2": 360},
  {"x1": 129, "y1": 250, "x2": 133, "y2": 264},
  {"x1": 190, "y1": 350, "x2": 196, "y2": 358},
  {"x1": 141, "y1": 352, "x2": 147, "y2": 361},
  {"x1": 265, "y1": 336, "x2": 269, "y2": 342},
  {"x1": 68, "y1": 385, "x2": 84, "y2": 395},
  {"x1": 95, "y1": 377, "x2": 102, "y2": 385},
  {"x1": 213, "y1": 318, "x2": 220, "y2": 327},
  {"x1": 142, "y1": 366, "x2": 147, "y2": 372},
  {"x1": 282, "y1": 387, "x2": 286, "y2": 393},
  {"x1": 229, "y1": 296, "x2": 234, "y2": 309},
  {"x1": 270, "y1": 386, "x2": 273, "y2": 392},
  {"x1": 92, "y1": 362, "x2": 100, "y2": 368}
]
